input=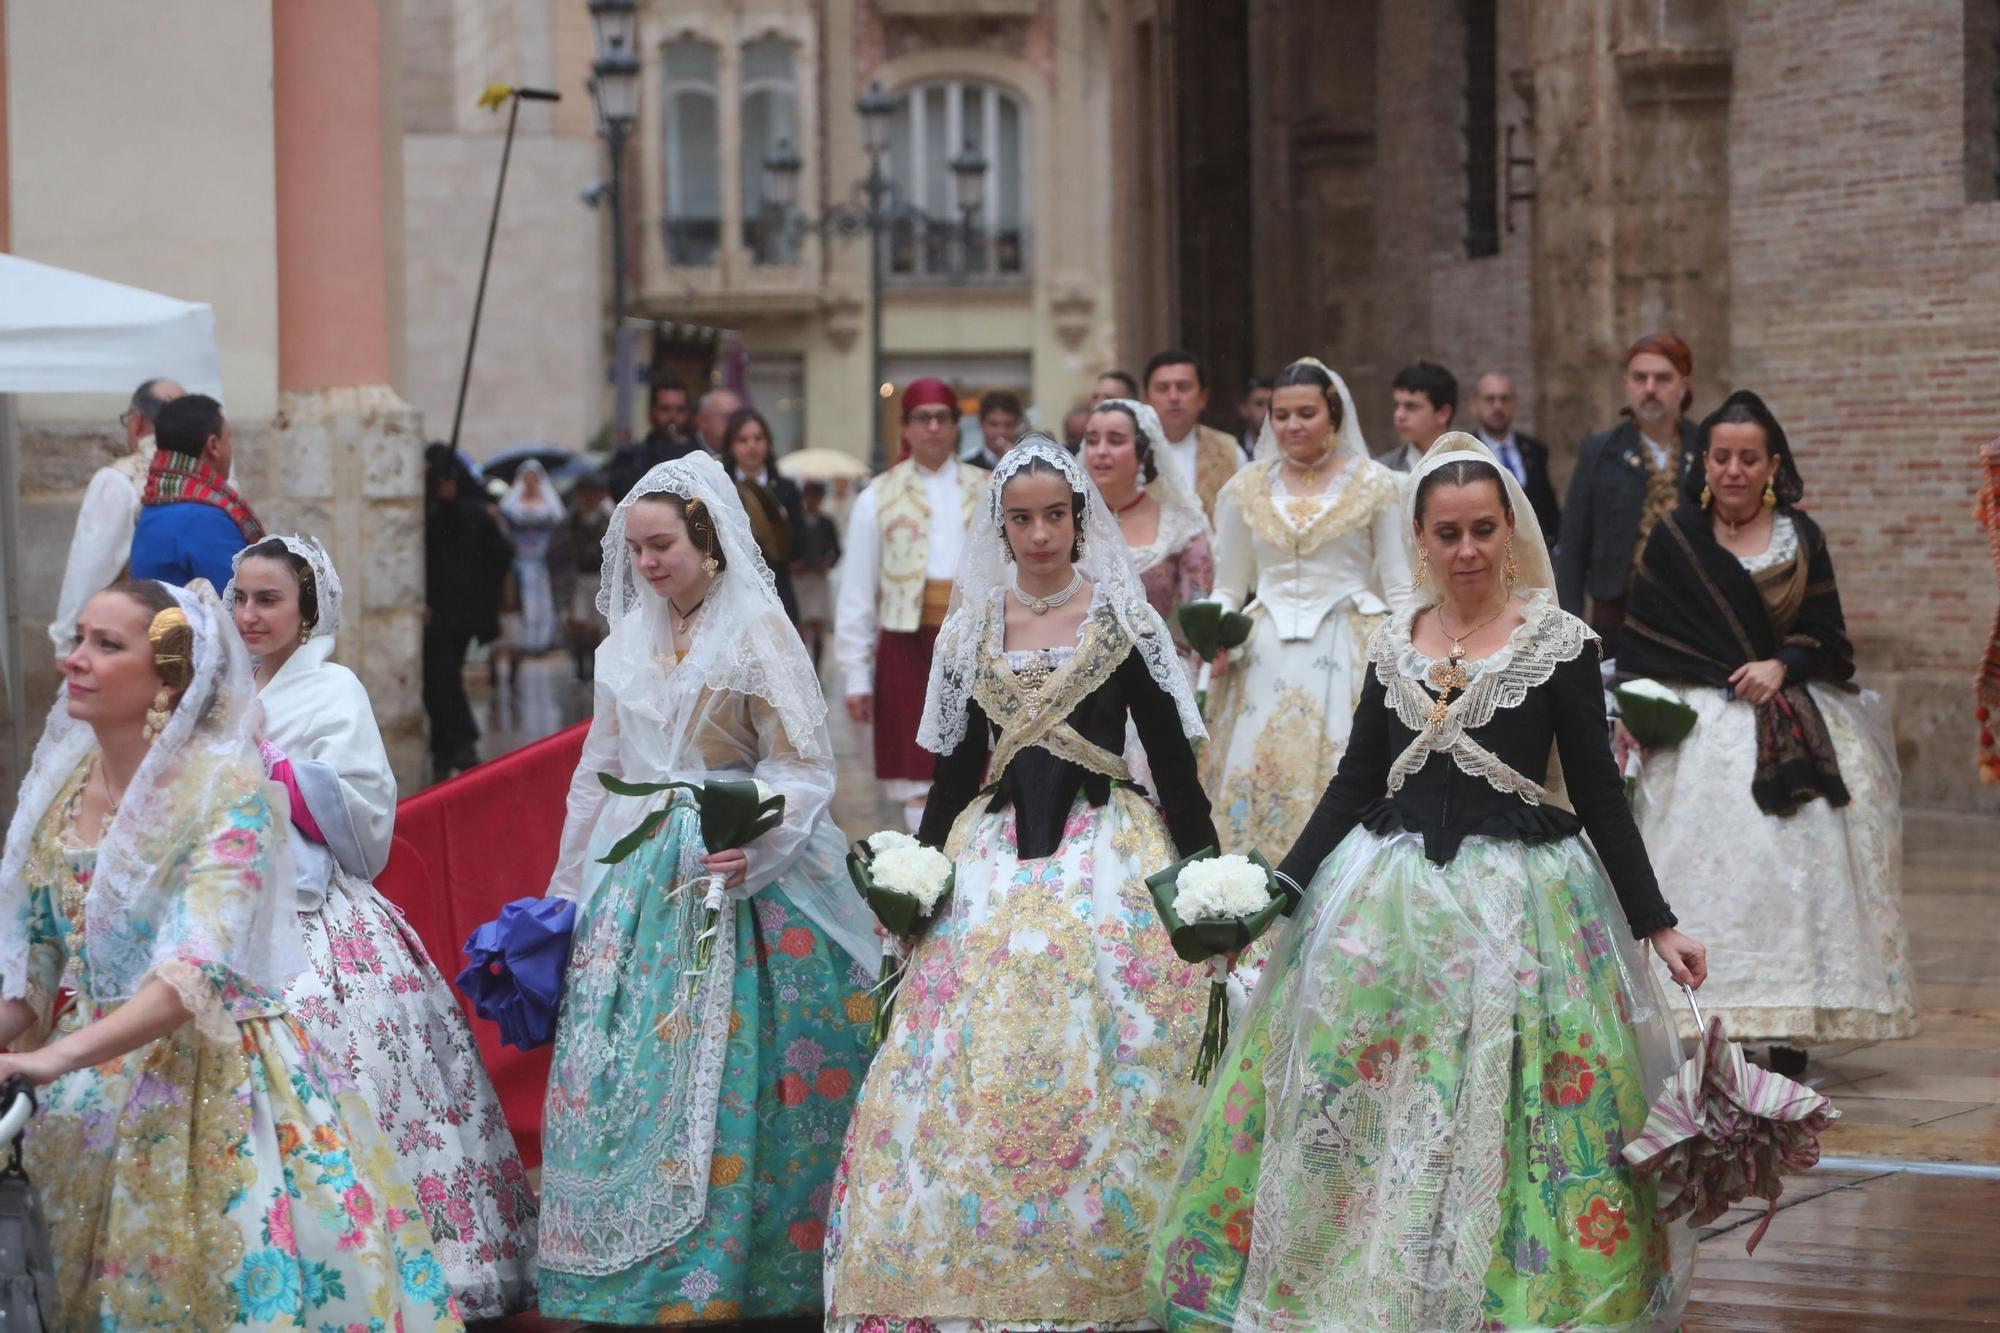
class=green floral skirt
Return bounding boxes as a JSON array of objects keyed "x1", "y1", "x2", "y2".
[
  {"x1": 1146, "y1": 829, "x2": 1694, "y2": 1332},
  {"x1": 537, "y1": 803, "x2": 874, "y2": 1326}
]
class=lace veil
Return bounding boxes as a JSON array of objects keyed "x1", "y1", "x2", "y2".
[
  {"x1": 916, "y1": 434, "x2": 1205, "y2": 755},
  {"x1": 0, "y1": 580, "x2": 304, "y2": 1007},
  {"x1": 499, "y1": 457, "x2": 565, "y2": 524},
  {"x1": 1252, "y1": 356, "x2": 1370, "y2": 465},
  {"x1": 1094, "y1": 397, "x2": 1211, "y2": 571},
  {"x1": 224, "y1": 533, "x2": 345, "y2": 642},
  {"x1": 1402, "y1": 431, "x2": 1556, "y2": 605}
]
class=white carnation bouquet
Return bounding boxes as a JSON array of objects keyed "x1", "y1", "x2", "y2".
[
  {"x1": 1146, "y1": 847, "x2": 1290, "y2": 1083},
  {"x1": 848, "y1": 828, "x2": 956, "y2": 1044}
]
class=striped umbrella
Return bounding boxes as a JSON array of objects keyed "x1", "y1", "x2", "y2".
[{"x1": 1621, "y1": 985, "x2": 1841, "y2": 1255}]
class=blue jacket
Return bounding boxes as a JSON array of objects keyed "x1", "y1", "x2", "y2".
[{"x1": 131, "y1": 502, "x2": 248, "y2": 591}]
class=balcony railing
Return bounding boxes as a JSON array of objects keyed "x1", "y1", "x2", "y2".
[
  {"x1": 884, "y1": 219, "x2": 1029, "y2": 286},
  {"x1": 664, "y1": 217, "x2": 721, "y2": 267}
]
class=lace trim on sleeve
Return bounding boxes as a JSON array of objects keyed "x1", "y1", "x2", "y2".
[
  {"x1": 1369, "y1": 590, "x2": 1594, "y2": 803},
  {"x1": 148, "y1": 958, "x2": 239, "y2": 1045}
]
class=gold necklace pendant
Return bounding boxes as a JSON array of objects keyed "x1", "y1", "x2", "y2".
[{"x1": 1425, "y1": 642, "x2": 1470, "y2": 726}]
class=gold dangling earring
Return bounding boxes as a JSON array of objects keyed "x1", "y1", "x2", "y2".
[
  {"x1": 1699, "y1": 484, "x2": 1712, "y2": 510},
  {"x1": 142, "y1": 687, "x2": 172, "y2": 742},
  {"x1": 1762, "y1": 478, "x2": 1777, "y2": 511},
  {"x1": 1414, "y1": 547, "x2": 1429, "y2": 588},
  {"x1": 1502, "y1": 536, "x2": 1519, "y2": 590},
  {"x1": 701, "y1": 555, "x2": 720, "y2": 576}
]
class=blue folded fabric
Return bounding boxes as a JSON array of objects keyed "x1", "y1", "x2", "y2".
[{"x1": 455, "y1": 896, "x2": 576, "y2": 1050}]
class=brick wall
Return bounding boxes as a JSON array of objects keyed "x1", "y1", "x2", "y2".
[{"x1": 1728, "y1": 1, "x2": 2000, "y2": 808}]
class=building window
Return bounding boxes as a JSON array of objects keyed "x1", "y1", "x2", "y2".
[
  {"x1": 1968, "y1": 0, "x2": 2000, "y2": 202},
  {"x1": 663, "y1": 37, "x2": 722, "y2": 265},
  {"x1": 1462, "y1": 0, "x2": 1500, "y2": 258},
  {"x1": 741, "y1": 35, "x2": 799, "y2": 263},
  {"x1": 887, "y1": 80, "x2": 1029, "y2": 282}
]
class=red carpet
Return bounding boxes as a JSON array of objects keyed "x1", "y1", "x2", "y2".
[{"x1": 374, "y1": 724, "x2": 587, "y2": 1168}]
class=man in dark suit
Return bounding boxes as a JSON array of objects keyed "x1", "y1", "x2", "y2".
[
  {"x1": 1470, "y1": 371, "x2": 1561, "y2": 548},
  {"x1": 1554, "y1": 332, "x2": 1702, "y2": 631},
  {"x1": 607, "y1": 377, "x2": 699, "y2": 500}
]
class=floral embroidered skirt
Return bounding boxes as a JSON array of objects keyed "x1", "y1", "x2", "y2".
[
  {"x1": 1146, "y1": 829, "x2": 1694, "y2": 1333},
  {"x1": 26, "y1": 993, "x2": 463, "y2": 1331},
  {"x1": 286, "y1": 876, "x2": 539, "y2": 1319},
  {"x1": 535, "y1": 805, "x2": 872, "y2": 1326},
  {"x1": 1200, "y1": 604, "x2": 1380, "y2": 867},
  {"x1": 824, "y1": 788, "x2": 1209, "y2": 1333},
  {"x1": 1634, "y1": 682, "x2": 1917, "y2": 1043}
]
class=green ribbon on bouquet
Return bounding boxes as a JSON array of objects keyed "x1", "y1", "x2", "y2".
[
  {"x1": 1145, "y1": 845, "x2": 1287, "y2": 1084},
  {"x1": 847, "y1": 839, "x2": 955, "y2": 1046}
]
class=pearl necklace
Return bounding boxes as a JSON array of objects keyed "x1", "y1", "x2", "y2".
[{"x1": 1014, "y1": 570, "x2": 1084, "y2": 616}]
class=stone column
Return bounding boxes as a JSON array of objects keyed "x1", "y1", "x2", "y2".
[{"x1": 262, "y1": 0, "x2": 428, "y2": 789}]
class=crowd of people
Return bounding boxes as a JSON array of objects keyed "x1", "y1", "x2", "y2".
[{"x1": 0, "y1": 332, "x2": 1915, "y2": 1330}]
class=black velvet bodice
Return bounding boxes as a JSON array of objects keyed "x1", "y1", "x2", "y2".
[
  {"x1": 1275, "y1": 637, "x2": 1677, "y2": 940},
  {"x1": 917, "y1": 646, "x2": 1216, "y2": 862}
]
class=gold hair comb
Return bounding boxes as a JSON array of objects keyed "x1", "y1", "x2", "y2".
[{"x1": 148, "y1": 606, "x2": 191, "y2": 670}]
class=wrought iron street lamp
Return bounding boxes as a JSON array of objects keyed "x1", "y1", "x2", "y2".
[
  {"x1": 590, "y1": 0, "x2": 641, "y2": 445},
  {"x1": 760, "y1": 83, "x2": 989, "y2": 471}
]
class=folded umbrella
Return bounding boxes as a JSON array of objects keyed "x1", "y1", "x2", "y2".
[
  {"x1": 1621, "y1": 985, "x2": 1840, "y2": 1255},
  {"x1": 456, "y1": 896, "x2": 577, "y2": 1051}
]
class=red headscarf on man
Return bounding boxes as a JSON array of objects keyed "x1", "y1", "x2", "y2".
[{"x1": 1625, "y1": 331, "x2": 1695, "y2": 413}]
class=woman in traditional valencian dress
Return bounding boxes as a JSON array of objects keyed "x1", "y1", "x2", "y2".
[
  {"x1": 534, "y1": 455, "x2": 879, "y2": 1325},
  {"x1": 1149, "y1": 436, "x2": 1708, "y2": 1332},
  {"x1": 1083, "y1": 397, "x2": 1215, "y2": 642},
  {"x1": 0, "y1": 580, "x2": 462, "y2": 1331},
  {"x1": 228, "y1": 535, "x2": 538, "y2": 1318},
  {"x1": 824, "y1": 436, "x2": 1218, "y2": 1333},
  {"x1": 1197, "y1": 357, "x2": 1411, "y2": 863},
  {"x1": 499, "y1": 458, "x2": 564, "y2": 663},
  {"x1": 1617, "y1": 391, "x2": 1915, "y2": 1062}
]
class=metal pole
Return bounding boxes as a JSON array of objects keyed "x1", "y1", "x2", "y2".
[
  {"x1": 449, "y1": 92, "x2": 524, "y2": 453},
  {"x1": 608, "y1": 117, "x2": 635, "y2": 448},
  {"x1": 866, "y1": 153, "x2": 887, "y2": 473}
]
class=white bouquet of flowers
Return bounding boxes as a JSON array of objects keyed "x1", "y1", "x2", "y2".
[
  {"x1": 1147, "y1": 848, "x2": 1289, "y2": 1083},
  {"x1": 849, "y1": 828, "x2": 956, "y2": 1043}
]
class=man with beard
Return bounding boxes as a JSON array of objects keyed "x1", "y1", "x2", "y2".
[{"x1": 1555, "y1": 332, "x2": 1702, "y2": 631}]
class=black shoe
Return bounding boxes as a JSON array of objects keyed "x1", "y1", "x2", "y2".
[{"x1": 1766, "y1": 1044, "x2": 1809, "y2": 1078}]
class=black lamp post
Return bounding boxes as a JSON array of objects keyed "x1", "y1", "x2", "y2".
[
  {"x1": 761, "y1": 82, "x2": 988, "y2": 472},
  {"x1": 589, "y1": 0, "x2": 641, "y2": 445}
]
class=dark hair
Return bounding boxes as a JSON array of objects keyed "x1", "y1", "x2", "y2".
[
  {"x1": 103, "y1": 578, "x2": 197, "y2": 694},
  {"x1": 129, "y1": 378, "x2": 179, "y2": 427},
  {"x1": 649, "y1": 376, "x2": 688, "y2": 407},
  {"x1": 979, "y1": 390, "x2": 1024, "y2": 421},
  {"x1": 1143, "y1": 349, "x2": 1206, "y2": 392},
  {"x1": 1242, "y1": 376, "x2": 1272, "y2": 395},
  {"x1": 1688, "y1": 389, "x2": 1804, "y2": 508},
  {"x1": 801, "y1": 479, "x2": 828, "y2": 502},
  {"x1": 1269, "y1": 361, "x2": 1347, "y2": 433},
  {"x1": 996, "y1": 435, "x2": 1089, "y2": 561},
  {"x1": 153, "y1": 393, "x2": 226, "y2": 459},
  {"x1": 238, "y1": 537, "x2": 321, "y2": 636},
  {"x1": 633, "y1": 492, "x2": 729, "y2": 574},
  {"x1": 1392, "y1": 361, "x2": 1459, "y2": 420},
  {"x1": 1412, "y1": 459, "x2": 1513, "y2": 525},
  {"x1": 720, "y1": 407, "x2": 781, "y2": 484},
  {"x1": 1096, "y1": 369, "x2": 1140, "y2": 398},
  {"x1": 1084, "y1": 401, "x2": 1160, "y2": 483}
]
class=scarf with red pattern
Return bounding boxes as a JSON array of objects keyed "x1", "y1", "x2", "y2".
[{"x1": 142, "y1": 450, "x2": 265, "y2": 542}]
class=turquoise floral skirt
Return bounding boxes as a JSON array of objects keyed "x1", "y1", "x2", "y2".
[{"x1": 536, "y1": 804, "x2": 874, "y2": 1326}]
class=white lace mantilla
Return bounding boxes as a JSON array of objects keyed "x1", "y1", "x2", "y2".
[{"x1": 1369, "y1": 589, "x2": 1593, "y2": 804}]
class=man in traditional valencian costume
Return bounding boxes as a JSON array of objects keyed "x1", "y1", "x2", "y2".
[{"x1": 834, "y1": 377, "x2": 986, "y2": 827}]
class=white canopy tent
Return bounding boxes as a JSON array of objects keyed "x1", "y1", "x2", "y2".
[{"x1": 0, "y1": 253, "x2": 224, "y2": 782}]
